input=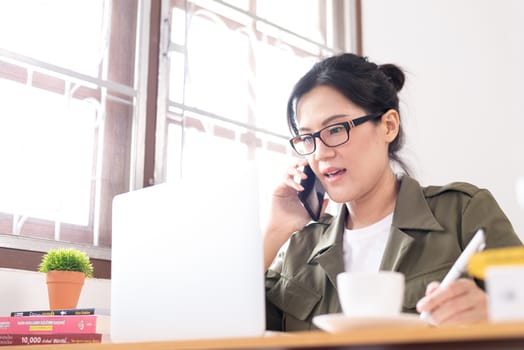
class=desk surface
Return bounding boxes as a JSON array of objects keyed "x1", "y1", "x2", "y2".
[{"x1": 3, "y1": 321, "x2": 524, "y2": 350}]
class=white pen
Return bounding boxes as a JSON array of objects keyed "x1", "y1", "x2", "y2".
[{"x1": 419, "y1": 228, "x2": 486, "y2": 323}]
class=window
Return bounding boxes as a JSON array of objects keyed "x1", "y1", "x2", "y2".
[
  {"x1": 0, "y1": 0, "x2": 140, "y2": 248},
  {"x1": 0, "y1": 0, "x2": 359, "y2": 258},
  {"x1": 155, "y1": 0, "x2": 355, "y2": 217}
]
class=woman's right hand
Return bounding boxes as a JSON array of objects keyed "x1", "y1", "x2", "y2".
[{"x1": 263, "y1": 158, "x2": 319, "y2": 271}]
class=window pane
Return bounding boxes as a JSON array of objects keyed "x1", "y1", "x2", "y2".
[
  {"x1": 189, "y1": 0, "x2": 253, "y2": 26},
  {"x1": 168, "y1": 52, "x2": 186, "y2": 104},
  {"x1": 0, "y1": 0, "x2": 138, "y2": 247},
  {"x1": 171, "y1": 7, "x2": 187, "y2": 46},
  {"x1": 0, "y1": 80, "x2": 96, "y2": 226},
  {"x1": 181, "y1": 126, "x2": 249, "y2": 174},
  {"x1": 256, "y1": 0, "x2": 325, "y2": 45},
  {"x1": 166, "y1": 121, "x2": 183, "y2": 182},
  {"x1": 185, "y1": 14, "x2": 250, "y2": 122},
  {"x1": 161, "y1": 0, "x2": 343, "y2": 203},
  {"x1": 254, "y1": 43, "x2": 317, "y2": 133},
  {"x1": 223, "y1": 0, "x2": 250, "y2": 11},
  {"x1": 0, "y1": 0, "x2": 106, "y2": 77}
]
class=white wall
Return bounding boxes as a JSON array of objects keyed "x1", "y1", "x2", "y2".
[{"x1": 362, "y1": 0, "x2": 524, "y2": 239}]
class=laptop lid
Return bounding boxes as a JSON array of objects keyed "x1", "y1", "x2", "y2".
[{"x1": 110, "y1": 163, "x2": 265, "y2": 342}]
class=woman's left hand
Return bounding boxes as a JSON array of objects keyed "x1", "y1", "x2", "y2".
[{"x1": 416, "y1": 278, "x2": 488, "y2": 325}]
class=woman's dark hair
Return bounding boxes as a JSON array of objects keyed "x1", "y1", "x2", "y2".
[{"x1": 286, "y1": 53, "x2": 410, "y2": 175}]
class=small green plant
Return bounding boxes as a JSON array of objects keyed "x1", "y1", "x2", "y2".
[{"x1": 39, "y1": 248, "x2": 94, "y2": 278}]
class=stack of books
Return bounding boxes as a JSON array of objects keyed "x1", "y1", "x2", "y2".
[{"x1": 0, "y1": 308, "x2": 110, "y2": 346}]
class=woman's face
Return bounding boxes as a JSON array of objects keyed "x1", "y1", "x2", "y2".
[{"x1": 295, "y1": 85, "x2": 394, "y2": 204}]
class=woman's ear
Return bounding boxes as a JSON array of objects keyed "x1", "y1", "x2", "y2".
[{"x1": 382, "y1": 109, "x2": 400, "y2": 143}]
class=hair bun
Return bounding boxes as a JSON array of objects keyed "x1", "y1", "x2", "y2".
[{"x1": 378, "y1": 64, "x2": 405, "y2": 92}]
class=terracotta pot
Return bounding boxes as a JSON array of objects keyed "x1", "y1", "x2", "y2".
[{"x1": 46, "y1": 270, "x2": 86, "y2": 310}]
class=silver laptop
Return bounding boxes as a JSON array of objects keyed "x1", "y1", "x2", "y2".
[{"x1": 110, "y1": 163, "x2": 265, "y2": 342}]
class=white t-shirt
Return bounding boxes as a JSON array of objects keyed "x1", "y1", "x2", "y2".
[{"x1": 343, "y1": 213, "x2": 393, "y2": 272}]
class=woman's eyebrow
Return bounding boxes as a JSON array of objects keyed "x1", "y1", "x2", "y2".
[
  {"x1": 322, "y1": 114, "x2": 349, "y2": 126},
  {"x1": 298, "y1": 114, "x2": 348, "y2": 133}
]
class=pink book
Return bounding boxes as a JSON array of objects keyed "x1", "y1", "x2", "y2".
[{"x1": 0, "y1": 315, "x2": 109, "y2": 335}]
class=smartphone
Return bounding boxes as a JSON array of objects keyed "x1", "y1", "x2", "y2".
[{"x1": 298, "y1": 165, "x2": 326, "y2": 221}]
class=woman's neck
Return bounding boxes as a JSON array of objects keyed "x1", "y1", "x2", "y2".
[{"x1": 345, "y1": 170, "x2": 399, "y2": 230}]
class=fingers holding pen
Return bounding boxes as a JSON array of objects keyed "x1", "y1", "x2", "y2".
[
  {"x1": 416, "y1": 280, "x2": 463, "y2": 316},
  {"x1": 416, "y1": 278, "x2": 488, "y2": 325},
  {"x1": 424, "y1": 281, "x2": 441, "y2": 296}
]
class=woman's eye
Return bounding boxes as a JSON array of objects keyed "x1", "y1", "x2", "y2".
[
  {"x1": 302, "y1": 136, "x2": 314, "y2": 145},
  {"x1": 328, "y1": 126, "x2": 343, "y2": 134}
]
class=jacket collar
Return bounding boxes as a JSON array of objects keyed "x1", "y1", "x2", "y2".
[
  {"x1": 307, "y1": 208, "x2": 346, "y2": 264},
  {"x1": 306, "y1": 208, "x2": 347, "y2": 287},
  {"x1": 306, "y1": 174, "x2": 445, "y2": 275},
  {"x1": 392, "y1": 175, "x2": 444, "y2": 232},
  {"x1": 382, "y1": 174, "x2": 444, "y2": 271}
]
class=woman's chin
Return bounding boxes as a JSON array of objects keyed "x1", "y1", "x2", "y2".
[{"x1": 327, "y1": 193, "x2": 352, "y2": 204}]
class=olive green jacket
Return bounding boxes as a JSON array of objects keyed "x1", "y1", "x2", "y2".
[{"x1": 265, "y1": 175, "x2": 522, "y2": 331}]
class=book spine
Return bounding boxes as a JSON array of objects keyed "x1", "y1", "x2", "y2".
[
  {"x1": 0, "y1": 333, "x2": 102, "y2": 346},
  {"x1": 0, "y1": 316, "x2": 102, "y2": 334},
  {"x1": 10, "y1": 308, "x2": 97, "y2": 317}
]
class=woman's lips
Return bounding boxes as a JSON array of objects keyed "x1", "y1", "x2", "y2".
[{"x1": 323, "y1": 168, "x2": 347, "y2": 183}]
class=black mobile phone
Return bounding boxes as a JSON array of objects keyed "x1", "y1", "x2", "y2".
[{"x1": 298, "y1": 165, "x2": 326, "y2": 221}]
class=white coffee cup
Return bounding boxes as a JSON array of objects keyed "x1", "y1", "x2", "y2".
[{"x1": 336, "y1": 271, "x2": 405, "y2": 318}]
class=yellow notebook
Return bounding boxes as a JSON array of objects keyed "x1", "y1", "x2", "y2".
[{"x1": 467, "y1": 246, "x2": 524, "y2": 279}]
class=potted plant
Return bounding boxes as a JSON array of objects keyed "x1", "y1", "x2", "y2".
[{"x1": 39, "y1": 248, "x2": 94, "y2": 310}]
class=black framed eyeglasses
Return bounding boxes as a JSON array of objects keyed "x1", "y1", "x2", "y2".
[{"x1": 289, "y1": 112, "x2": 384, "y2": 156}]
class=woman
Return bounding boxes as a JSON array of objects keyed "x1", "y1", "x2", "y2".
[{"x1": 263, "y1": 53, "x2": 522, "y2": 331}]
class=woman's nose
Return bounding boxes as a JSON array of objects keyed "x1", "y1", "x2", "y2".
[{"x1": 312, "y1": 138, "x2": 335, "y2": 161}]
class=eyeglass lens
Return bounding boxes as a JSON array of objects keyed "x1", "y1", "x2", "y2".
[{"x1": 292, "y1": 123, "x2": 349, "y2": 155}]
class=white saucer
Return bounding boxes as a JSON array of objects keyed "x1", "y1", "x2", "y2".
[{"x1": 312, "y1": 313, "x2": 427, "y2": 332}]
